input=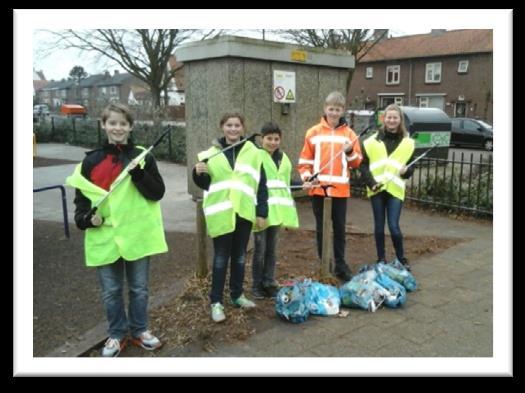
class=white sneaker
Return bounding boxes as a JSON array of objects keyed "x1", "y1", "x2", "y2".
[
  {"x1": 131, "y1": 330, "x2": 163, "y2": 351},
  {"x1": 231, "y1": 294, "x2": 256, "y2": 308},
  {"x1": 211, "y1": 302, "x2": 226, "y2": 323},
  {"x1": 101, "y1": 337, "x2": 127, "y2": 357}
]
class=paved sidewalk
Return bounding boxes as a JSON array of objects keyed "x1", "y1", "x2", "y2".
[{"x1": 33, "y1": 143, "x2": 494, "y2": 358}]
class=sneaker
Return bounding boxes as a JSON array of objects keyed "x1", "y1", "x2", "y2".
[
  {"x1": 101, "y1": 337, "x2": 127, "y2": 357},
  {"x1": 211, "y1": 302, "x2": 226, "y2": 323},
  {"x1": 263, "y1": 285, "x2": 280, "y2": 298},
  {"x1": 264, "y1": 280, "x2": 280, "y2": 288},
  {"x1": 130, "y1": 330, "x2": 163, "y2": 351},
  {"x1": 334, "y1": 264, "x2": 353, "y2": 282},
  {"x1": 231, "y1": 294, "x2": 256, "y2": 308},
  {"x1": 391, "y1": 258, "x2": 412, "y2": 271},
  {"x1": 399, "y1": 257, "x2": 412, "y2": 271},
  {"x1": 251, "y1": 287, "x2": 267, "y2": 300}
]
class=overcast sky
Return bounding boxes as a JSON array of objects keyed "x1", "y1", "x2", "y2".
[{"x1": 33, "y1": 28, "x2": 431, "y2": 81}]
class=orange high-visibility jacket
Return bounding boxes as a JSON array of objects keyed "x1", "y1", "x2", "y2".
[{"x1": 298, "y1": 117, "x2": 363, "y2": 198}]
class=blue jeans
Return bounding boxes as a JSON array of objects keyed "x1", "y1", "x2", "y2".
[
  {"x1": 252, "y1": 225, "x2": 280, "y2": 289},
  {"x1": 96, "y1": 256, "x2": 150, "y2": 340},
  {"x1": 210, "y1": 215, "x2": 252, "y2": 304},
  {"x1": 370, "y1": 191, "x2": 404, "y2": 261}
]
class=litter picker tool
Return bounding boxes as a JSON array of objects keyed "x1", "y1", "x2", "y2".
[
  {"x1": 83, "y1": 127, "x2": 171, "y2": 221},
  {"x1": 201, "y1": 133, "x2": 261, "y2": 163},
  {"x1": 372, "y1": 133, "x2": 450, "y2": 191}
]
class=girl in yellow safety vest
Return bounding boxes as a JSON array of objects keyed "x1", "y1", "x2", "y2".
[
  {"x1": 360, "y1": 104, "x2": 416, "y2": 270},
  {"x1": 193, "y1": 112, "x2": 268, "y2": 323}
]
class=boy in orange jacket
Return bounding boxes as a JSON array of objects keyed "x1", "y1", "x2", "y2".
[{"x1": 297, "y1": 91, "x2": 363, "y2": 281}]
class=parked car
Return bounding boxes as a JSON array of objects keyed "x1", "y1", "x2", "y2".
[
  {"x1": 450, "y1": 118, "x2": 493, "y2": 151},
  {"x1": 33, "y1": 104, "x2": 50, "y2": 117}
]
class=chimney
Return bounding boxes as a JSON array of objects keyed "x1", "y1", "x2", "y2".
[
  {"x1": 104, "y1": 71, "x2": 110, "y2": 77},
  {"x1": 430, "y1": 29, "x2": 447, "y2": 37},
  {"x1": 114, "y1": 70, "x2": 119, "y2": 75},
  {"x1": 372, "y1": 29, "x2": 389, "y2": 42}
]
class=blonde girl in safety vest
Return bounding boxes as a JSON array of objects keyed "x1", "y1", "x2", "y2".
[
  {"x1": 360, "y1": 104, "x2": 416, "y2": 270},
  {"x1": 193, "y1": 112, "x2": 268, "y2": 323},
  {"x1": 66, "y1": 103, "x2": 167, "y2": 357}
]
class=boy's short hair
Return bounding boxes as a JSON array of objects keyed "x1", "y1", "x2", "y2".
[
  {"x1": 261, "y1": 122, "x2": 281, "y2": 137},
  {"x1": 101, "y1": 103, "x2": 134, "y2": 126},
  {"x1": 324, "y1": 91, "x2": 346, "y2": 108}
]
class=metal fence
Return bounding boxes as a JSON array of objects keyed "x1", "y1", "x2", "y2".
[
  {"x1": 33, "y1": 116, "x2": 187, "y2": 164},
  {"x1": 351, "y1": 151, "x2": 493, "y2": 217}
]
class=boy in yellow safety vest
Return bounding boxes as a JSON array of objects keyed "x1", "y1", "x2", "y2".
[
  {"x1": 66, "y1": 103, "x2": 167, "y2": 357},
  {"x1": 251, "y1": 122, "x2": 314, "y2": 299}
]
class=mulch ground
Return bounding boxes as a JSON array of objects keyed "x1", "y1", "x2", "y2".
[{"x1": 33, "y1": 220, "x2": 462, "y2": 357}]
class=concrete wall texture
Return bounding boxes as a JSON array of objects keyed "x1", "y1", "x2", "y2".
[{"x1": 176, "y1": 36, "x2": 354, "y2": 197}]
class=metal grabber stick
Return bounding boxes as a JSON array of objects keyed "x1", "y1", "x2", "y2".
[
  {"x1": 83, "y1": 127, "x2": 172, "y2": 221},
  {"x1": 373, "y1": 140, "x2": 445, "y2": 191},
  {"x1": 307, "y1": 125, "x2": 371, "y2": 182},
  {"x1": 200, "y1": 133, "x2": 261, "y2": 163}
]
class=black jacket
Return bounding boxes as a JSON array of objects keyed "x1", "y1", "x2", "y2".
[
  {"x1": 192, "y1": 137, "x2": 268, "y2": 218},
  {"x1": 360, "y1": 131, "x2": 416, "y2": 189},
  {"x1": 74, "y1": 141, "x2": 165, "y2": 230}
]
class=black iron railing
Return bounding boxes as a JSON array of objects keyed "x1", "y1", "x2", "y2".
[{"x1": 351, "y1": 152, "x2": 493, "y2": 217}]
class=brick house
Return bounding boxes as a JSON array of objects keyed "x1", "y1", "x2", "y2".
[
  {"x1": 35, "y1": 70, "x2": 147, "y2": 115},
  {"x1": 348, "y1": 29, "x2": 493, "y2": 123}
]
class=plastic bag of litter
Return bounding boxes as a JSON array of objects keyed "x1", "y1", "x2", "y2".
[
  {"x1": 275, "y1": 281, "x2": 310, "y2": 323},
  {"x1": 304, "y1": 281, "x2": 340, "y2": 316},
  {"x1": 339, "y1": 270, "x2": 389, "y2": 312},
  {"x1": 374, "y1": 265, "x2": 407, "y2": 308},
  {"x1": 377, "y1": 262, "x2": 417, "y2": 292}
]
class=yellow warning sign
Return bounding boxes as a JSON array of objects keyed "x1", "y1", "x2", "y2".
[{"x1": 285, "y1": 90, "x2": 295, "y2": 101}]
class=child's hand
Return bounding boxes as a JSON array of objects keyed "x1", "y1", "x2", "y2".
[
  {"x1": 128, "y1": 158, "x2": 140, "y2": 171},
  {"x1": 90, "y1": 214, "x2": 103, "y2": 227},
  {"x1": 255, "y1": 217, "x2": 267, "y2": 230},
  {"x1": 343, "y1": 140, "x2": 353, "y2": 154},
  {"x1": 302, "y1": 181, "x2": 319, "y2": 190},
  {"x1": 195, "y1": 162, "x2": 208, "y2": 175},
  {"x1": 371, "y1": 183, "x2": 383, "y2": 193}
]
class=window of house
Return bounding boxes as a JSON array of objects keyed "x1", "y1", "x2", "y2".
[
  {"x1": 81, "y1": 88, "x2": 89, "y2": 98},
  {"x1": 60, "y1": 90, "x2": 67, "y2": 98},
  {"x1": 110, "y1": 86, "x2": 118, "y2": 95},
  {"x1": 458, "y1": 60, "x2": 469, "y2": 73},
  {"x1": 366, "y1": 67, "x2": 373, "y2": 79},
  {"x1": 386, "y1": 65, "x2": 400, "y2": 85},
  {"x1": 380, "y1": 96, "x2": 403, "y2": 107},
  {"x1": 425, "y1": 62, "x2": 442, "y2": 83},
  {"x1": 419, "y1": 97, "x2": 429, "y2": 108},
  {"x1": 100, "y1": 87, "x2": 107, "y2": 96}
]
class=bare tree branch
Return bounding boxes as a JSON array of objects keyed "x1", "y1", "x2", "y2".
[
  {"x1": 39, "y1": 29, "x2": 209, "y2": 109},
  {"x1": 277, "y1": 29, "x2": 389, "y2": 96}
]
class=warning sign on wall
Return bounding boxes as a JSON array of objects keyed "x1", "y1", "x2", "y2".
[{"x1": 273, "y1": 70, "x2": 296, "y2": 103}]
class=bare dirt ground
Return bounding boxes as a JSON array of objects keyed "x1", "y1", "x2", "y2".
[{"x1": 32, "y1": 157, "x2": 464, "y2": 357}]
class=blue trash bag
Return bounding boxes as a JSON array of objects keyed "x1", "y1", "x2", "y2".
[
  {"x1": 275, "y1": 281, "x2": 310, "y2": 323},
  {"x1": 304, "y1": 281, "x2": 341, "y2": 316},
  {"x1": 374, "y1": 266, "x2": 407, "y2": 308},
  {"x1": 339, "y1": 270, "x2": 390, "y2": 312},
  {"x1": 377, "y1": 262, "x2": 417, "y2": 292}
]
